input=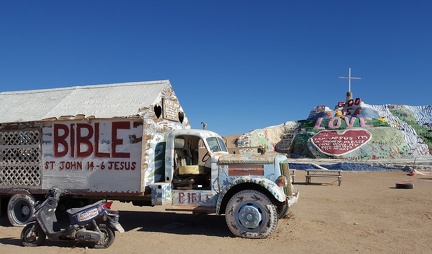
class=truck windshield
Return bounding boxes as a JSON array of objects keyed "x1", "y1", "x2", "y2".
[{"x1": 206, "y1": 137, "x2": 228, "y2": 152}]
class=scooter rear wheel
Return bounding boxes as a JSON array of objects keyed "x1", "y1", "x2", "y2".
[
  {"x1": 21, "y1": 222, "x2": 46, "y2": 247},
  {"x1": 91, "y1": 224, "x2": 115, "y2": 249}
]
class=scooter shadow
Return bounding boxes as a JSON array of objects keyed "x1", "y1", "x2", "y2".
[
  {"x1": 119, "y1": 210, "x2": 232, "y2": 238},
  {"x1": 0, "y1": 234, "x2": 90, "y2": 249},
  {"x1": 0, "y1": 236, "x2": 21, "y2": 246}
]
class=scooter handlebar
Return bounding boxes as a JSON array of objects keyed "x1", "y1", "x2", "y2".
[{"x1": 47, "y1": 188, "x2": 66, "y2": 199}]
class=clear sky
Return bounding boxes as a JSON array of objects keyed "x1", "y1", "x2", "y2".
[{"x1": 1, "y1": 1, "x2": 431, "y2": 136}]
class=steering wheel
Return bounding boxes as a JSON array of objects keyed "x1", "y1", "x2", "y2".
[{"x1": 202, "y1": 151, "x2": 210, "y2": 162}]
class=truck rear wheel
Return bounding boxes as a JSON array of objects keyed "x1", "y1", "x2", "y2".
[
  {"x1": 225, "y1": 189, "x2": 278, "y2": 239},
  {"x1": 8, "y1": 194, "x2": 36, "y2": 227}
]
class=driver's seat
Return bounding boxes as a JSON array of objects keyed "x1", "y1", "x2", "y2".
[{"x1": 173, "y1": 139, "x2": 194, "y2": 190}]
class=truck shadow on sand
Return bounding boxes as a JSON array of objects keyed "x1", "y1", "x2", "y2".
[
  {"x1": 0, "y1": 209, "x2": 233, "y2": 247},
  {"x1": 119, "y1": 210, "x2": 232, "y2": 237}
]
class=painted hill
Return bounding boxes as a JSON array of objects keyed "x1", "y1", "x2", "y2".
[{"x1": 233, "y1": 99, "x2": 432, "y2": 162}]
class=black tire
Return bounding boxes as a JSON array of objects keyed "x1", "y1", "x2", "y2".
[
  {"x1": 21, "y1": 222, "x2": 46, "y2": 247},
  {"x1": 225, "y1": 189, "x2": 278, "y2": 239},
  {"x1": 395, "y1": 182, "x2": 414, "y2": 189},
  {"x1": 277, "y1": 202, "x2": 289, "y2": 219},
  {"x1": 8, "y1": 194, "x2": 36, "y2": 226},
  {"x1": 92, "y1": 224, "x2": 115, "y2": 249}
]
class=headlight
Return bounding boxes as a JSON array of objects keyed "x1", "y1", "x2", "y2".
[{"x1": 275, "y1": 175, "x2": 287, "y2": 187}]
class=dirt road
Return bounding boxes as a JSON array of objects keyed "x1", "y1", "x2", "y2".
[{"x1": 1, "y1": 170, "x2": 431, "y2": 254}]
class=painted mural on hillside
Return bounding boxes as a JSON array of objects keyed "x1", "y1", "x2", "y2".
[{"x1": 236, "y1": 97, "x2": 432, "y2": 160}]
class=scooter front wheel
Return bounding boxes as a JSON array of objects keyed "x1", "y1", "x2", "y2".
[
  {"x1": 21, "y1": 222, "x2": 46, "y2": 247},
  {"x1": 91, "y1": 224, "x2": 115, "y2": 249}
]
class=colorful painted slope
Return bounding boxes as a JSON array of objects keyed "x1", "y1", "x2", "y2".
[{"x1": 236, "y1": 103, "x2": 432, "y2": 160}]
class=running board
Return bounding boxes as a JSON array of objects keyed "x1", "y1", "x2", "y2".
[{"x1": 166, "y1": 205, "x2": 216, "y2": 214}]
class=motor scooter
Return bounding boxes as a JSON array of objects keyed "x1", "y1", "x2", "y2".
[{"x1": 21, "y1": 188, "x2": 124, "y2": 249}]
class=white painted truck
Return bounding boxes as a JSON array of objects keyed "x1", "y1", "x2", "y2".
[{"x1": 0, "y1": 81, "x2": 298, "y2": 238}]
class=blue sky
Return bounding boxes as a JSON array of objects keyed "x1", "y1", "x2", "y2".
[{"x1": 1, "y1": 1, "x2": 431, "y2": 136}]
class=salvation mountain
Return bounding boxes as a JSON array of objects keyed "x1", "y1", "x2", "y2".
[{"x1": 234, "y1": 98, "x2": 432, "y2": 163}]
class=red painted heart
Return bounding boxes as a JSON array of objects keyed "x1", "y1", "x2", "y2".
[{"x1": 311, "y1": 130, "x2": 371, "y2": 155}]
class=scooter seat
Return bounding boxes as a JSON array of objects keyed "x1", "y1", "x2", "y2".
[{"x1": 67, "y1": 200, "x2": 104, "y2": 215}]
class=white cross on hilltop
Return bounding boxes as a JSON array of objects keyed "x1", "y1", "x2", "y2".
[{"x1": 339, "y1": 68, "x2": 361, "y2": 92}]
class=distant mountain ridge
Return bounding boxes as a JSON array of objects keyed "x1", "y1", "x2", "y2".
[{"x1": 235, "y1": 103, "x2": 432, "y2": 160}]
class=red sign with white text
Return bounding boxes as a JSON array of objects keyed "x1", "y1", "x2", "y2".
[
  {"x1": 41, "y1": 120, "x2": 143, "y2": 192},
  {"x1": 311, "y1": 130, "x2": 371, "y2": 155}
]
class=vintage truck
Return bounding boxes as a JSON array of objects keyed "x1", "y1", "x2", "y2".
[{"x1": 0, "y1": 80, "x2": 298, "y2": 239}]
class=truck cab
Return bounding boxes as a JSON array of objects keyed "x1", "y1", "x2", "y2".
[
  {"x1": 150, "y1": 129, "x2": 299, "y2": 239},
  {"x1": 166, "y1": 129, "x2": 228, "y2": 191}
]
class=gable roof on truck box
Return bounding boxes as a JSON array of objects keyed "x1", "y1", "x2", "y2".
[{"x1": 0, "y1": 80, "x2": 183, "y2": 123}]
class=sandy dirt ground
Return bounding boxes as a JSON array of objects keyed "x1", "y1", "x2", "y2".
[{"x1": 1, "y1": 170, "x2": 431, "y2": 254}]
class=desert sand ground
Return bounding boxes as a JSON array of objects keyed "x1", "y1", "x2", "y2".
[{"x1": 1, "y1": 170, "x2": 431, "y2": 254}]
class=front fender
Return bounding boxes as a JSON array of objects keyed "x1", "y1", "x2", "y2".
[{"x1": 215, "y1": 176, "x2": 286, "y2": 214}]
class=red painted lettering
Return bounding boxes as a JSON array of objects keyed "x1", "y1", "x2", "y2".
[
  {"x1": 94, "y1": 123, "x2": 109, "y2": 158},
  {"x1": 53, "y1": 122, "x2": 131, "y2": 158},
  {"x1": 355, "y1": 97, "x2": 362, "y2": 105},
  {"x1": 45, "y1": 161, "x2": 55, "y2": 169},
  {"x1": 191, "y1": 193, "x2": 198, "y2": 203},
  {"x1": 87, "y1": 161, "x2": 95, "y2": 170},
  {"x1": 70, "y1": 124, "x2": 75, "y2": 157},
  {"x1": 59, "y1": 161, "x2": 83, "y2": 170},
  {"x1": 112, "y1": 122, "x2": 130, "y2": 158},
  {"x1": 76, "y1": 123, "x2": 93, "y2": 157},
  {"x1": 179, "y1": 192, "x2": 185, "y2": 204},
  {"x1": 107, "y1": 161, "x2": 136, "y2": 170},
  {"x1": 54, "y1": 124, "x2": 69, "y2": 157}
]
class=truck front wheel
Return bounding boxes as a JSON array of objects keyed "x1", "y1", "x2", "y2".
[
  {"x1": 277, "y1": 202, "x2": 289, "y2": 219},
  {"x1": 8, "y1": 194, "x2": 36, "y2": 227},
  {"x1": 225, "y1": 189, "x2": 278, "y2": 239}
]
